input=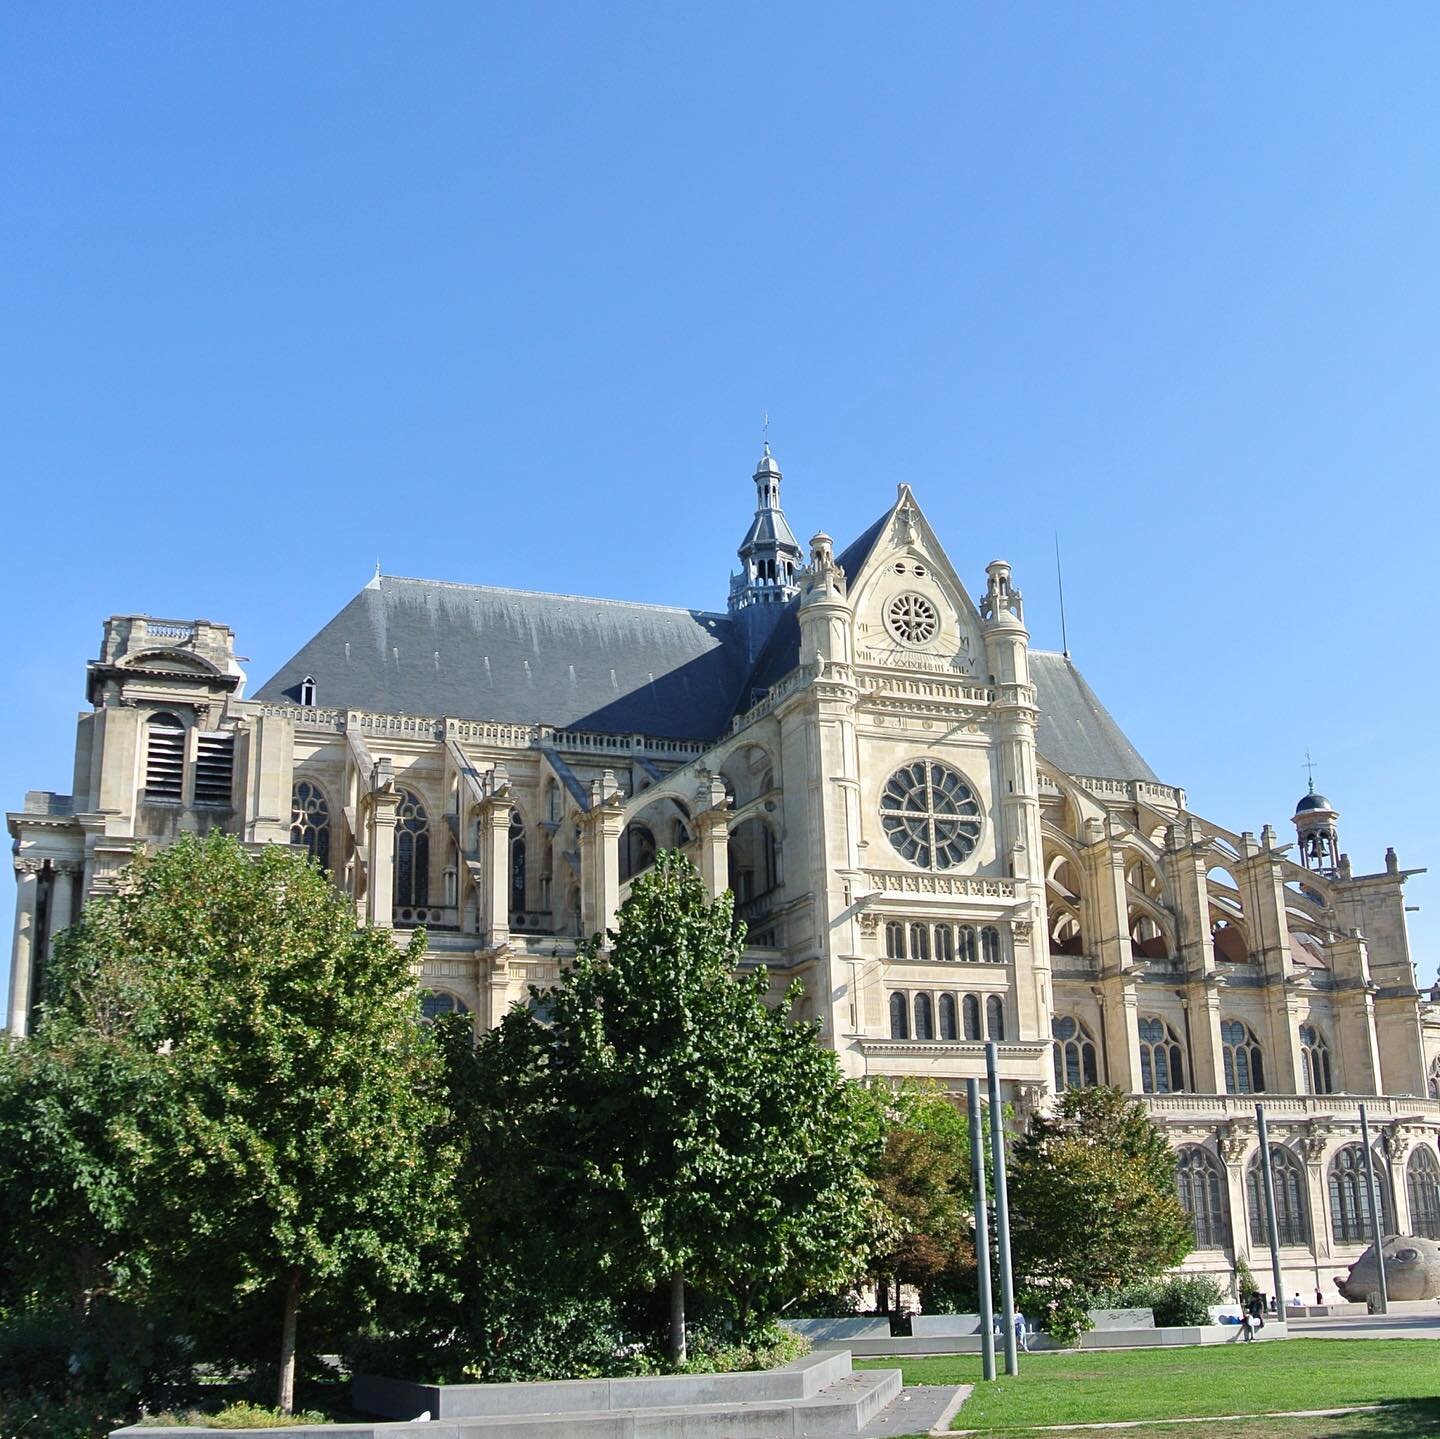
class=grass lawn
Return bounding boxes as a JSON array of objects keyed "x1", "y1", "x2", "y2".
[{"x1": 855, "y1": 1340, "x2": 1440, "y2": 1432}]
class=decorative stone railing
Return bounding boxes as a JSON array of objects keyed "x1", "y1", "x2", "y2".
[
  {"x1": 1142, "y1": 1093, "x2": 1440, "y2": 1123},
  {"x1": 864, "y1": 868, "x2": 1017, "y2": 900}
]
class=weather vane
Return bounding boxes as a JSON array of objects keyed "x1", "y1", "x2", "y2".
[
  {"x1": 1303, "y1": 750, "x2": 1317, "y2": 792},
  {"x1": 762, "y1": 409, "x2": 769, "y2": 453}
]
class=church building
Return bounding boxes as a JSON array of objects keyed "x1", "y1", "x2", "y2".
[{"x1": 9, "y1": 448, "x2": 1440, "y2": 1294}]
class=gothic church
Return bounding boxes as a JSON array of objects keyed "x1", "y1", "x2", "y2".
[{"x1": 9, "y1": 448, "x2": 1440, "y2": 1294}]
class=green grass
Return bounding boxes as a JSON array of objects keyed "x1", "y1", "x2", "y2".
[{"x1": 855, "y1": 1341, "x2": 1440, "y2": 1432}]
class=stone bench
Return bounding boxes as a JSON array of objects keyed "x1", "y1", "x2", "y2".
[{"x1": 780, "y1": 1316, "x2": 892, "y2": 1343}]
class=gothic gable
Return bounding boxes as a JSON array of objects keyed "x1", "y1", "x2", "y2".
[{"x1": 845, "y1": 485, "x2": 985, "y2": 679}]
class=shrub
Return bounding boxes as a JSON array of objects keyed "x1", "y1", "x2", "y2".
[
  {"x1": 1098, "y1": 1273, "x2": 1225, "y2": 1328},
  {"x1": 140, "y1": 1404, "x2": 328, "y2": 1428},
  {"x1": 677, "y1": 1322, "x2": 809, "y2": 1375}
]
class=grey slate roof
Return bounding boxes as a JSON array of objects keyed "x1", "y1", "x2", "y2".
[
  {"x1": 255, "y1": 546, "x2": 1160, "y2": 784},
  {"x1": 255, "y1": 578, "x2": 753, "y2": 742},
  {"x1": 1030, "y1": 650, "x2": 1159, "y2": 784}
]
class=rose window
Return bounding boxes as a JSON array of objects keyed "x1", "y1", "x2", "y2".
[
  {"x1": 880, "y1": 760, "x2": 983, "y2": 869},
  {"x1": 886, "y1": 591, "x2": 940, "y2": 645}
]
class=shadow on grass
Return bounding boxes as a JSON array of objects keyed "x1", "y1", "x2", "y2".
[
  {"x1": 955, "y1": 1399, "x2": 1440, "y2": 1439},
  {"x1": 1352, "y1": 1401, "x2": 1440, "y2": 1439}
]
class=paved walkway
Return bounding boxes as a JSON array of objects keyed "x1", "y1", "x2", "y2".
[
  {"x1": 1288, "y1": 1309, "x2": 1440, "y2": 1340},
  {"x1": 861, "y1": 1383, "x2": 970, "y2": 1437}
]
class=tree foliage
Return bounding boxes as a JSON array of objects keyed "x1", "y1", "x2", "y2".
[
  {"x1": 1009, "y1": 1086, "x2": 1192, "y2": 1302},
  {"x1": 0, "y1": 833, "x2": 457, "y2": 1410},
  {"x1": 856, "y1": 1081, "x2": 975, "y2": 1308},
  {"x1": 454, "y1": 850, "x2": 881, "y2": 1361}
]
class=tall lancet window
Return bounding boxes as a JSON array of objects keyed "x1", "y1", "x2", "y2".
[
  {"x1": 395, "y1": 790, "x2": 430, "y2": 909},
  {"x1": 291, "y1": 781, "x2": 330, "y2": 869},
  {"x1": 509, "y1": 812, "x2": 526, "y2": 915}
]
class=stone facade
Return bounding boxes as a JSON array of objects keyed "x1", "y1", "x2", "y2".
[{"x1": 9, "y1": 451, "x2": 1440, "y2": 1295}]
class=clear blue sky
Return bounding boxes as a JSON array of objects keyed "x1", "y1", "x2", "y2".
[{"x1": 4, "y1": 3, "x2": 1438, "y2": 991}]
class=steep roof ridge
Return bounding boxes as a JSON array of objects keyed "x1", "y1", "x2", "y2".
[{"x1": 377, "y1": 573, "x2": 733, "y2": 622}]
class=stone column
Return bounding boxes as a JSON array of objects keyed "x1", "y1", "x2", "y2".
[
  {"x1": 1386, "y1": 1127, "x2": 1414, "y2": 1236},
  {"x1": 479, "y1": 779, "x2": 513, "y2": 951},
  {"x1": 47, "y1": 861, "x2": 79, "y2": 956},
  {"x1": 8, "y1": 861, "x2": 42, "y2": 1037},
  {"x1": 1298, "y1": 1127, "x2": 1333, "y2": 1268},
  {"x1": 1218, "y1": 1125, "x2": 1254, "y2": 1266},
  {"x1": 580, "y1": 772, "x2": 625, "y2": 938},
  {"x1": 366, "y1": 787, "x2": 400, "y2": 929},
  {"x1": 693, "y1": 777, "x2": 730, "y2": 901}
]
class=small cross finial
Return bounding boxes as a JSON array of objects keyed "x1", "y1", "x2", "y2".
[
  {"x1": 1303, "y1": 751, "x2": 1317, "y2": 792},
  {"x1": 762, "y1": 410, "x2": 770, "y2": 456}
]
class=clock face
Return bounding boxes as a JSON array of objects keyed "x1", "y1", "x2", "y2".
[{"x1": 886, "y1": 591, "x2": 941, "y2": 647}]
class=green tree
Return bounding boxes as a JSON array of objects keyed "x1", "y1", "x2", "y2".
[
  {"x1": 857, "y1": 1081, "x2": 975, "y2": 1313},
  {"x1": 482, "y1": 850, "x2": 880, "y2": 1363},
  {"x1": 1009, "y1": 1086, "x2": 1191, "y2": 1318},
  {"x1": 0, "y1": 833, "x2": 457, "y2": 1411}
]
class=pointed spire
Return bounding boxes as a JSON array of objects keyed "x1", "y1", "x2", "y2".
[{"x1": 729, "y1": 444, "x2": 804, "y2": 649}]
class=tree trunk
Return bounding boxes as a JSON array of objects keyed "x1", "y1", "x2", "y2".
[
  {"x1": 278, "y1": 1269, "x2": 302, "y2": 1413},
  {"x1": 667, "y1": 1268, "x2": 686, "y2": 1366}
]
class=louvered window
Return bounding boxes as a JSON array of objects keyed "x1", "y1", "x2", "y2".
[
  {"x1": 194, "y1": 733, "x2": 235, "y2": 807},
  {"x1": 144, "y1": 713, "x2": 186, "y2": 802}
]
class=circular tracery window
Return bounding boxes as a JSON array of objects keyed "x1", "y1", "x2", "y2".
[
  {"x1": 880, "y1": 760, "x2": 983, "y2": 870},
  {"x1": 886, "y1": 591, "x2": 940, "y2": 645}
]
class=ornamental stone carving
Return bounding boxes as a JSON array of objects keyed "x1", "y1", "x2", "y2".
[
  {"x1": 858, "y1": 912, "x2": 881, "y2": 938},
  {"x1": 1218, "y1": 1124, "x2": 1251, "y2": 1166},
  {"x1": 1298, "y1": 1124, "x2": 1333, "y2": 1165},
  {"x1": 1386, "y1": 1125, "x2": 1413, "y2": 1164}
]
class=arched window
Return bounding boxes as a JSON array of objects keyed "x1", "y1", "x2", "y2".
[
  {"x1": 1222, "y1": 1019, "x2": 1265, "y2": 1094},
  {"x1": 620, "y1": 823, "x2": 655, "y2": 883},
  {"x1": 299, "y1": 675, "x2": 317, "y2": 707},
  {"x1": 986, "y1": 995, "x2": 1005, "y2": 1041},
  {"x1": 395, "y1": 790, "x2": 430, "y2": 909},
  {"x1": 938, "y1": 992, "x2": 958, "y2": 1041},
  {"x1": 913, "y1": 992, "x2": 934, "y2": 1041},
  {"x1": 1246, "y1": 1146, "x2": 1310, "y2": 1247},
  {"x1": 963, "y1": 994, "x2": 982, "y2": 1041},
  {"x1": 1300, "y1": 1024, "x2": 1334, "y2": 1095},
  {"x1": 419, "y1": 990, "x2": 469, "y2": 1024},
  {"x1": 1406, "y1": 1148, "x2": 1440, "y2": 1240},
  {"x1": 885, "y1": 921, "x2": 906, "y2": 959},
  {"x1": 1329, "y1": 1145, "x2": 1390, "y2": 1244},
  {"x1": 509, "y1": 812, "x2": 526, "y2": 914},
  {"x1": 144, "y1": 711, "x2": 186, "y2": 802},
  {"x1": 889, "y1": 992, "x2": 910, "y2": 1040},
  {"x1": 910, "y1": 922, "x2": 930, "y2": 961},
  {"x1": 956, "y1": 926, "x2": 977, "y2": 962},
  {"x1": 1176, "y1": 1146, "x2": 1229, "y2": 1250},
  {"x1": 1138, "y1": 1016, "x2": 1186, "y2": 1094},
  {"x1": 1429, "y1": 1056, "x2": 1440, "y2": 1101},
  {"x1": 981, "y1": 926, "x2": 1002, "y2": 964},
  {"x1": 290, "y1": 780, "x2": 330, "y2": 869},
  {"x1": 1052, "y1": 1015, "x2": 1099, "y2": 1091},
  {"x1": 934, "y1": 925, "x2": 954, "y2": 962},
  {"x1": 544, "y1": 778, "x2": 562, "y2": 823}
]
